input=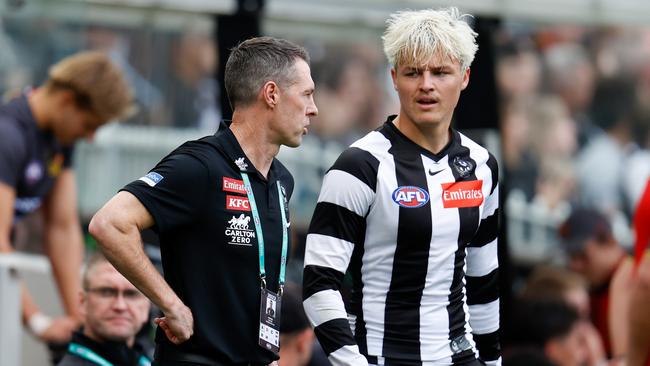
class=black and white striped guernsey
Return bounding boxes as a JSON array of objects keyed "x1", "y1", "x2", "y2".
[{"x1": 303, "y1": 116, "x2": 501, "y2": 366}]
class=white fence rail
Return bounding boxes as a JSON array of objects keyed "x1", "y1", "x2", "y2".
[{"x1": 0, "y1": 253, "x2": 51, "y2": 366}]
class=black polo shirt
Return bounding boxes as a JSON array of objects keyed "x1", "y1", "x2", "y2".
[
  {"x1": 122, "y1": 122, "x2": 293, "y2": 364},
  {"x1": 0, "y1": 94, "x2": 73, "y2": 222}
]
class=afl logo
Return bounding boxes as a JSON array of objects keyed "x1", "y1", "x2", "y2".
[{"x1": 392, "y1": 186, "x2": 430, "y2": 208}]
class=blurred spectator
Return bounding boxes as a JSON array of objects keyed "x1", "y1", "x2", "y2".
[
  {"x1": 544, "y1": 43, "x2": 598, "y2": 148},
  {"x1": 528, "y1": 95, "x2": 578, "y2": 164},
  {"x1": 85, "y1": 26, "x2": 164, "y2": 126},
  {"x1": 507, "y1": 300, "x2": 588, "y2": 366},
  {"x1": 496, "y1": 37, "x2": 542, "y2": 100},
  {"x1": 500, "y1": 96, "x2": 537, "y2": 200},
  {"x1": 166, "y1": 30, "x2": 220, "y2": 130},
  {"x1": 279, "y1": 283, "x2": 329, "y2": 366},
  {"x1": 503, "y1": 347, "x2": 555, "y2": 366},
  {"x1": 576, "y1": 77, "x2": 637, "y2": 215},
  {"x1": 520, "y1": 266, "x2": 606, "y2": 365},
  {"x1": 558, "y1": 208, "x2": 629, "y2": 357},
  {"x1": 58, "y1": 252, "x2": 152, "y2": 366},
  {"x1": 534, "y1": 158, "x2": 576, "y2": 211},
  {"x1": 0, "y1": 51, "x2": 134, "y2": 345},
  {"x1": 627, "y1": 255, "x2": 650, "y2": 366}
]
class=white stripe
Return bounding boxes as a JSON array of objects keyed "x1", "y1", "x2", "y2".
[
  {"x1": 304, "y1": 234, "x2": 354, "y2": 273},
  {"x1": 318, "y1": 170, "x2": 375, "y2": 217},
  {"x1": 468, "y1": 299, "x2": 500, "y2": 333},
  {"x1": 420, "y1": 155, "x2": 459, "y2": 361},
  {"x1": 361, "y1": 156, "x2": 397, "y2": 356},
  {"x1": 482, "y1": 186, "x2": 499, "y2": 218},
  {"x1": 466, "y1": 239, "x2": 498, "y2": 277},
  {"x1": 303, "y1": 290, "x2": 348, "y2": 327},
  {"x1": 328, "y1": 345, "x2": 369, "y2": 366}
]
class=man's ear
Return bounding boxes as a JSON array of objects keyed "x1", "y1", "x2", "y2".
[
  {"x1": 262, "y1": 81, "x2": 280, "y2": 108},
  {"x1": 390, "y1": 67, "x2": 398, "y2": 91},
  {"x1": 461, "y1": 67, "x2": 471, "y2": 90},
  {"x1": 79, "y1": 290, "x2": 88, "y2": 318}
]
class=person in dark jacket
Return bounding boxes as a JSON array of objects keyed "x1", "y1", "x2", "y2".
[{"x1": 58, "y1": 252, "x2": 151, "y2": 366}]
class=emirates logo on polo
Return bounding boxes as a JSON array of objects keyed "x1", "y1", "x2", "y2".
[
  {"x1": 441, "y1": 180, "x2": 484, "y2": 208},
  {"x1": 223, "y1": 177, "x2": 246, "y2": 194}
]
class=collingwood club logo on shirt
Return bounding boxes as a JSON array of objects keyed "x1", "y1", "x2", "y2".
[
  {"x1": 225, "y1": 213, "x2": 255, "y2": 246},
  {"x1": 452, "y1": 156, "x2": 474, "y2": 178},
  {"x1": 234, "y1": 157, "x2": 248, "y2": 171}
]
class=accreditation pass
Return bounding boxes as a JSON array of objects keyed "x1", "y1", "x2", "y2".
[{"x1": 258, "y1": 288, "x2": 281, "y2": 353}]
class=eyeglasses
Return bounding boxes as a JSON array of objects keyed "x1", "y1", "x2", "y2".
[{"x1": 86, "y1": 287, "x2": 145, "y2": 302}]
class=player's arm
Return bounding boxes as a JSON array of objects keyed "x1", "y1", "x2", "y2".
[
  {"x1": 303, "y1": 147, "x2": 377, "y2": 366},
  {"x1": 42, "y1": 168, "x2": 83, "y2": 321},
  {"x1": 89, "y1": 190, "x2": 193, "y2": 344},
  {"x1": 466, "y1": 155, "x2": 501, "y2": 366}
]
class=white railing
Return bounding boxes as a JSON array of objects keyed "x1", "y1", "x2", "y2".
[{"x1": 0, "y1": 253, "x2": 51, "y2": 366}]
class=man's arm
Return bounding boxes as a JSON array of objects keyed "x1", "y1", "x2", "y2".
[
  {"x1": 303, "y1": 147, "x2": 378, "y2": 366},
  {"x1": 466, "y1": 156, "x2": 501, "y2": 366},
  {"x1": 42, "y1": 169, "x2": 83, "y2": 321},
  {"x1": 0, "y1": 181, "x2": 78, "y2": 342},
  {"x1": 628, "y1": 255, "x2": 650, "y2": 366},
  {"x1": 89, "y1": 190, "x2": 193, "y2": 344}
]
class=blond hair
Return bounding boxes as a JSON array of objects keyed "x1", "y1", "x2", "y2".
[
  {"x1": 382, "y1": 7, "x2": 478, "y2": 71},
  {"x1": 45, "y1": 51, "x2": 135, "y2": 122}
]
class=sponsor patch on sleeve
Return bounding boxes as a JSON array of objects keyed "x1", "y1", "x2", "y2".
[
  {"x1": 441, "y1": 180, "x2": 484, "y2": 208},
  {"x1": 139, "y1": 172, "x2": 164, "y2": 187}
]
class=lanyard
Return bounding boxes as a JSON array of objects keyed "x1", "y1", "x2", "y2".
[
  {"x1": 67, "y1": 342, "x2": 151, "y2": 366},
  {"x1": 240, "y1": 172, "x2": 288, "y2": 294}
]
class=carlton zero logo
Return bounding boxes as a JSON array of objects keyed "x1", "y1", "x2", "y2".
[
  {"x1": 226, "y1": 213, "x2": 255, "y2": 246},
  {"x1": 441, "y1": 180, "x2": 484, "y2": 208},
  {"x1": 392, "y1": 186, "x2": 430, "y2": 208}
]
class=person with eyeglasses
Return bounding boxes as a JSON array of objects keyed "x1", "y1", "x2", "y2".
[
  {"x1": 58, "y1": 252, "x2": 152, "y2": 366},
  {"x1": 0, "y1": 51, "x2": 135, "y2": 344}
]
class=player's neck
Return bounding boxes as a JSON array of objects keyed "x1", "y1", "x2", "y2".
[
  {"x1": 230, "y1": 110, "x2": 279, "y2": 179},
  {"x1": 393, "y1": 114, "x2": 451, "y2": 155},
  {"x1": 27, "y1": 88, "x2": 52, "y2": 131}
]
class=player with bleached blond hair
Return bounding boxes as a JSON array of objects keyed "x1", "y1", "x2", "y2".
[{"x1": 303, "y1": 7, "x2": 501, "y2": 366}]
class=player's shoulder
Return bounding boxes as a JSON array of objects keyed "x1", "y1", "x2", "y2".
[{"x1": 455, "y1": 130, "x2": 498, "y2": 167}]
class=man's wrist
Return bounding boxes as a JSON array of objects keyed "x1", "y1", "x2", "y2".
[{"x1": 27, "y1": 312, "x2": 52, "y2": 336}]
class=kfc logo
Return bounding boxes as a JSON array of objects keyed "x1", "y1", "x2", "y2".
[{"x1": 226, "y1": 195, "x2": 251, "y2": 211}]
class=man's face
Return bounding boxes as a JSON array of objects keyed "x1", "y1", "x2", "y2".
[
  {"x1": 567, "y1": 239, "x2": 613, "y2": 287},
  {"x1": 546, "y1": 322, "x2": 588, "y2": 366},
  {"x1": 391, "y1": 54, "x2": 469, "y2": 131},
  {"x1": 80, "y1": 262, "x2": 150, "y2": 344},
  {"x1": 272, "y1": 59, "x2": 318, "y2": 148},
  {"x1": 53, "y1": 90, "x2": 105, "y2": 146}
]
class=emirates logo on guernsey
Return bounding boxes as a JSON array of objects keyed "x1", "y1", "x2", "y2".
[{"x1": 441, "y1": 180, "x2": 484, "y2": 208}]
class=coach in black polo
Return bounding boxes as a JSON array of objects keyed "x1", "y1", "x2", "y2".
[{"x1": 89, "y1": 36, "x2": 318, "y2": 365}]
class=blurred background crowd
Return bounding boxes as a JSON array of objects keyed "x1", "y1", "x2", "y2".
[{"x1": 2, "y1": 0, "x2": 650, "y2": 365}]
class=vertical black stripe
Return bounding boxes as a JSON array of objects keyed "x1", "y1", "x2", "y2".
[
  {"x1": 486, "y1": 153, "x2": 498, "y2": 195},
  {"x1": 447, "y1": 132, "x2": 481, "y2": 364},
  {"x1": 349, "y1": 230, "x2": 368, "y2": 357},
  {"x1": 382, "y1": 143, "x2": 431, "y2": 361}
]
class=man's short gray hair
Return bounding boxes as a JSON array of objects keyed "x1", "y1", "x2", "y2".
[
  {"x1": 225, "y1": 36, "x2": 309, "y2": 109},
  {"x1": 382, "y1": 7, "x2": 478, "y2": 71}
]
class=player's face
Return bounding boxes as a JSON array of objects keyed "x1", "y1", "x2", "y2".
[
  {"x1": 81, "y1": 262, "x2": 150, "y2": 344},
  {"x1": 272, "y1": 59, "x2": 318, "y2": 148},
  {"x1": 54, "y1": 91, "x2": 105, "y2": 145},
  {"x1": 391, "y1": 54, "x2": 469, "y2": 131}
]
